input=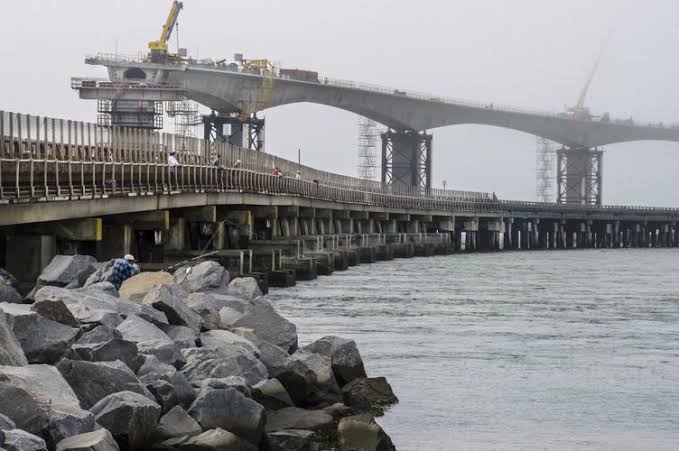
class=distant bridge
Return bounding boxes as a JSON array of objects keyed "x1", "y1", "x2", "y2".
[{"x1": 76, "y1": 55, "x2": 679, "y2": 206}]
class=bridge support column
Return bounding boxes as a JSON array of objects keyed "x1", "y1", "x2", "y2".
[
  {"x1": 505, "y1": 218, "x2": 514, "y2": 250},
  {"x1": 381, "y1": 129, "x2": 432, "y2": 193},
  {"x1": 203, "y1": 114, "x2": 265, "y2": 151},
  {"x1": 556, "y1": 146, "x2": 603, "y2": 206}
]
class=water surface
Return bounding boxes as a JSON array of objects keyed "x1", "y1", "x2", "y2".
[{"x1": 267, "y1": 249, "x2": 679, "y2": 450}]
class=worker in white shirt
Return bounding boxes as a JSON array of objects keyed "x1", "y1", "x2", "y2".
[{"x1": 168, "y1": 151, "x2": 179, "y2": 188}]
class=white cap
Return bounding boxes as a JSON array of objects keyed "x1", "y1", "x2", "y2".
[{"x1": 124, "y1": 254, "x2": 135, "y2": 262}]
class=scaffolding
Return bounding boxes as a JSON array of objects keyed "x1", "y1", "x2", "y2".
[
  {"x1": 357, "y1": 117, "x2": 379, "y2": 180},
  {"x1": 166, "y1": 100, "x2": 201, "y2": 137},
  {"x1": 535, "y1": 137, "x2": 555, "y2": 202}
]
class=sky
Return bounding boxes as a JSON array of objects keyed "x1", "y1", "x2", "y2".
[{"x1": 1, "y1": 0, "x2": 678, "y2": 206}]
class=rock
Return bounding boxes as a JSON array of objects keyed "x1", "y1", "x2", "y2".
[
  {"x1": 34, "y1": 286, "x2": 168, "y2": 329},
  {"x1": 137, "y1": 357, "x2": 196, "y2": 410},
  {"x1": 266, "y1": 429, "x2": 318, "y2": 451},
  {"x1": 73, "y1": 336, "x2": 142, "y2": 372},
  {"x1": 227, "y1": 277, "x2": 262, "y2": 301},
  {"x1": 232, "y1": 300, "x2": 298, "y2": 353},
  {"x1": 200, "y1": 330, "x2": 260, "y2": 356},
  {"x1": 84, "y1": 282, "x2": 119, "y2": 297},
  {"x1": 177, "y1": 428, "x2": 256, "y2": 451},
  {"x1": 30, "y1": 297, "x2": 80, "y2": 327},
  {"x1": 173, "y1": 261, "x2": 230, "y2": 293},
  {"x1": 291, "y1": 351, "x2": 342, "y2": 405},
  {"x1": 265, "y1": 407, "x2": 335, "y2": 433},
  {"x1": 116, "y1": 316, "x2": 184, "y2": 367},
  {"x1": 142, "y1": 284, "x2": 202, "y2": 332},
  {"x1": 187, "y1": 387, "x2": 265, "y2": 445},
  {"x1": 252, "y1": 379, "x2": 293, "y2": 410},
  {"x1": 144, "y1": 378, "x2": 178, "y2": 414},
  {"x1": 154, "y1": 405, "x2": 201, "y2": 442},
  {"x1": 56, "y1": 359, "x2": 153, "y2": 409},
  {"x1": 119, "y1": 271, "x2": 174, "y2": 303},
  {"x1": 165, "y1": 326, "x2": 197, "y2": 350},
  {"x1": 217, "y1": 306, "x2": 243, "y2": 328},
  {"x1": 180, "y1": 347, "x2": 267, "y2": 386},
  {"x1": 0, "y1": 412, "x2": 16, "y2": 430},
  {"x1": 185, "y1": 293, "x2": 247, "y2": 330},
  {"x1": 0, "y1": 303, "x2": 78, "y2": 364},
  {"x1": 83, "y1": 260, "x2": 115, "y2": 287},
  {"x1": 341, "y1": 378, "x2": 398, "y2": 414},
  {"x1": 90, "y1": 391, "x2": 161, "y2": 450},
  {"x1": 3, "y1": 429, "x2": 48, "y2": 451},
  {"x1": 0, "y1": 310, "x2": 27, "y2": 366},
  {"x1": 302, "y1": 336, "x2": 367, "y2": 386},
  {"x1": 38, "y1": 255, "x2": 97, "y2": 288},
  {"x1": 137, "y1": 355, "x2": 177, "y2": 378},
  {"x1": 198, "y1": 377, "x2": 251, "y2": 397},
  {"x1": 337, "y1": 414, "x2": 395, "y2": 451},
  {"x1": 0, "y1": 269, "x2": 22, "y2": 304},
  {"x1": 55, "y1": 428, "x2": 119, "y2": 451},
  {"x1": 63, "y1": 265, "x2": 97, "y2": 290},
  {"x1": 258, "y1": 341, "x2": 314, "y2": 406},
  {"x1": 0, "y1": 364, "x2": 95, "y2": 447}
]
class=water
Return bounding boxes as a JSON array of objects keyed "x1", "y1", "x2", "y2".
[{"x1": 266, "y1": 249, "x2": 679, "y2": 451}]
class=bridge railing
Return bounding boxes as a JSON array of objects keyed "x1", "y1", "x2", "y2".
[
  {"x1": 0, "y1": 110, "x2": 497, "y2": 214},
  {"x1": 501, "y1": 200, "x2": 679, "y2": 213}
]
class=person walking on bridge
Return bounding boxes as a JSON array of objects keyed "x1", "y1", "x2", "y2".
[{"x1": 111, "y1": 254, "x2": 140, "y2": 290}]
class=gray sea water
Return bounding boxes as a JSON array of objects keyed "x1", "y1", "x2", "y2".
[{"x1": 267, "y1": 249, "x2": 679, "y2": 451}]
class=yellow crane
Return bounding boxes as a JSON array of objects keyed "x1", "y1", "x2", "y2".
[
  {"x1": 566, "y1": 53, "x2": 602, "y2": 121},
  {"x1": 148, "y1": 1, "x2": 184, "y2": 62}
]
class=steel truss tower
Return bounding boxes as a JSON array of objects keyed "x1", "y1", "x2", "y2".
[
  {"x1": 535, "y1": 137, "x2": 556, "y2": 202},
  {"x1": 357, "y1": 117, "x2": 379, "y2": 180},
  {"x1": 202, "y1": 113, "x2": 265, "y2": 151},
  {"x1": 381, "y1": 129, "x2": 432, "y2": 193},
  {"x1": 556, "y1": 146, "x2": 603, "y2": 205}
]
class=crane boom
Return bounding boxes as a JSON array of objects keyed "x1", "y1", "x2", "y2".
[{"x1": 148, "y1": 1, "x2": 184, "y2": 55}]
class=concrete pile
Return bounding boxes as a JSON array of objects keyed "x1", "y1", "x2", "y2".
[{"x1": 0, "y1": 254, "x2": 398, "y2": 451}]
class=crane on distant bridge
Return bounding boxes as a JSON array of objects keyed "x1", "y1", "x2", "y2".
[{"x1": 148, "y1": 0, "x2": 183, "y2": 62}]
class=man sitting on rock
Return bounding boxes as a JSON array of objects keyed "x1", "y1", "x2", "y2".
[{"x1": 111, "y1": 254, "x2": 140, "y2": 290}]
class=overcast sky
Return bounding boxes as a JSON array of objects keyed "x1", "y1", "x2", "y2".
[{"x1": 1, "y1": 0, "x2": 678, "y2": 205}]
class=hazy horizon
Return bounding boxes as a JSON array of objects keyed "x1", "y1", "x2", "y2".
[{"x1": 1, "y1": 0, "x2": 678, "y2": 205}]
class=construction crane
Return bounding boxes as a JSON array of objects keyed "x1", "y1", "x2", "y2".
[
  {"x1": 566, "y1": 54, "x2": 602, "y2": 121},
  {"x1": 148, "y1": 1, "x2": 184, "y2": 62}
]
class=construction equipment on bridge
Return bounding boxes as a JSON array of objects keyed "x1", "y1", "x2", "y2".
[
  {"x1": 279, "y1": 68, "x2": 320, "y2": 83},
  {"x1": 535, "y1": 137, "x2": 556, "y2": 202},
  {"x1": 148, "y1": 0, "x2": 184, "y2": 62},
  {"x1": 167, "y1": 100, "x2": 201, "y2": 137},
  {"x1": 235, "y1": 54, "x2": 276, "y2": 114},
  {"x1": 357, "y1": 117, "x2": 380, "y2": 180},
  {"x1": 565, "y1": 53, "x2": 602, "y2": 121}
]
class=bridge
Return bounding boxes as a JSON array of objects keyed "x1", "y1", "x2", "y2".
[
  {"x1": 75, "y1": 54, "x2": 679, "y2": 206},
  {"x1": 1, "y1": 110, "x2": 678, "y2": 290}
]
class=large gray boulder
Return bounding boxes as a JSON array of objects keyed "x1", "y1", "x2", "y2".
[
  {"x1": 341, "y1": 377, "x2": 398, "y2": 414},
  {"x1": 173, "y1": 261, "x2": 230, "y2": 293},
  {"x1": 302, "y1": 336, "x2": 367, "y2": 387},
  {"x1": 200, "y1": 330, "x2": 261, "y2": 356},
  {"x1": 119, "y1": 271, "x2": 174, "y2": 303},
  {"x1": 55, "y1": 428, "x2": 119, "y2": 451},
  {"x1": 30, "y1": 297, "x2": 79, "y2": 328},
  {"x1": 185, "y1": 292, "x2": 247, "y2": 330},
  {"x1": 218, "y1": 306, "x2": 244, "y2": 328},
  {"x1": 0, "y1": 364, "x2": 95, "y2": 448},
  {"x1": 56, "y1": 359, "x2": 153, "y2": 409},
  {"x1": 90, "y1": 391, "x2": 161, "y2": 451},
  {"x1": 291, "y1": 351, "x2": 342, "y2": 405},
  {"x1": 267, "y1": 429, "x2": 319, "y2": 451},
  {"x1": 34, "y1": 286, "x2": 168, "y2": 329},
  {"x1": 198, "y1": 376, "x2": 251, "y2": 398},
  {"x1": 187, "y1": 387, "x2": 265, "y2": 445},
  {"x1": 180, "y1": 347, "x2": 268, "y2": 386},
  {"x1": 38, "y1": 255, "x2": 97, "y2": 288},
  {"x1": 72, "y1": 325, "x2": 143, "y2": 373},
  {"x1": 265, "y1": 406, "x2": 335, "y2": 433},
  {"x1": 175, "y1": 428, "x2": 257, "y2": 451},
  {"x1": 258, "y1": 341, "x2": 314, "y2": 406},
  {"x1": 83, "y1": 260, "x2": 115, "y2": 287},
  {"x1": 137, "y1": 356, "x2": 196, "y2": 411},
  {"x1": 3, "y1": 429, "x2": 48, "y2": 451},
  {"x1": 142, "y1": 284, "x2": 202, "y2": 332},
  {"x1": 232, "y1": 299, "x2": 298, "y2": 353},
  {"x1": 227, "y1": 277, "x2": 262, "y2": 300},
  {"x1": 337, "y1": 414, "x2": 396, "y2": 451},
  {"x1": 0, "y1": 311, "x2": 27, "y2": 366},
  {"x1": 154, "y1": 405, "x2": 201, "y2": 442},
  {"x1": 0, "y1": 269, "x2": 22, "y2": 304},
  {"x1": 252, "y1": 378, "x2": 294, "y2": 410},
  {"x1": 0, "y1": 303, "x2": 78, "y2": 364},
  {"x1": 116, "y1": 316, "x2": 184, "y2": 367},
  {"x1": 165, "y1": 326, "x2": 198, "y2": 350}
]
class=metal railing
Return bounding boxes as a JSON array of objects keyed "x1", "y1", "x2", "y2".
[
  {"x1": 0, "y1": 110, "x2": 497, "y2": 214},
  {"x1": 501, "y1": 200, "x2": 679, "y2": 214}
]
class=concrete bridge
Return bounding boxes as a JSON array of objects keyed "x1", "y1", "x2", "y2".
[
  {"x1": 1, "y1": 110, "x2": 678, "y2": 289},
  {"x1": 77, "y1": 55, "x2": 679, "y2": 205}
]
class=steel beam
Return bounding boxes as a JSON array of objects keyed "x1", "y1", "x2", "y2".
[
  {"x1": 556, "y1": 146, "x2": 603, "y2": 205},
  {"x1": 381, "y1": 129, "x2": 432, "y2": 193}
]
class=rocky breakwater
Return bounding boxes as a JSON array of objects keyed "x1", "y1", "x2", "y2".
[{"x1": 0, "y1": 255, "x2": 398, "y2": 451}]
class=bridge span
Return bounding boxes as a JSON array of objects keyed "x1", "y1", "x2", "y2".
[
  {"x1": 1, "y1": 110, "x2": 678, "y2": 289},
  {"x1": 76, "y1": 55, "x2": 679, "y2": 206}
]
